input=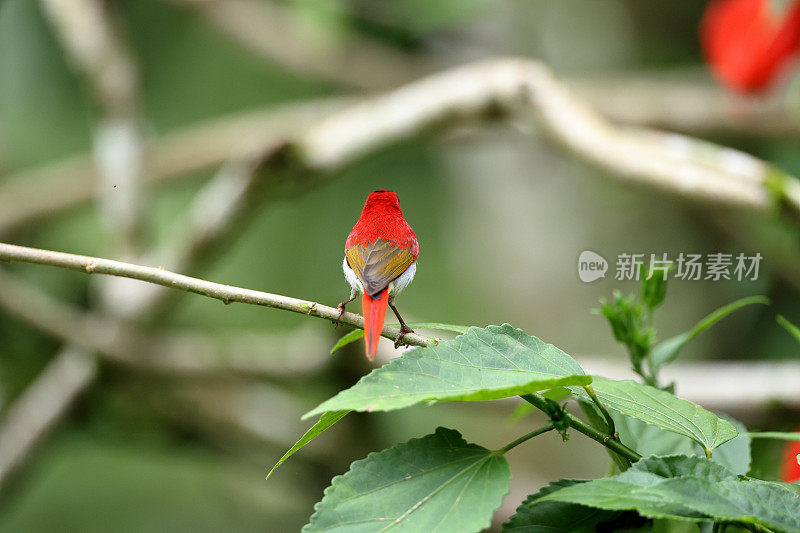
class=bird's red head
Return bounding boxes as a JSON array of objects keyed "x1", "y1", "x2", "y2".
[
  {"x1": 346, "y1": 190, "x2": 418, "y2": 257},
  {"x1": 700, "y1": 0, "x2": 800, "y2": 94}
]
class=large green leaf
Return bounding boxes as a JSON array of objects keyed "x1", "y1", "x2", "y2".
[
  {"x1": 650, "y1": 296, "x2": 769, "y2": 370},
  {"x1": 539, "y1": 455, "x2": 800, "y2": 532},
  {"x1": 573, "y1": 378, "x2": 737, "y2": 453},
  {"x1": 330, "y1": 323, "x2": 470, "y2": 355},
  {"x1": 266, "y1": 410, "x2": 350, "y2": 479},
  {"x1": 502, "y1": 479, "x2": 633, "y2": 532},
  {"x1": 304, "y1": 427, "x2": 510, "y2": 533},
  {"x1": 305, "y1": 324, "x2": 591, "y2": 419}
]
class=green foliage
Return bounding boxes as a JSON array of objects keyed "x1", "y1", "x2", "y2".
[
  {"x1": 502, "y1": 479, "x2": 637, "y2": 532},
  {"x1": 640, "y1": 262, "x2": 672, "y2": 310},
  {"x1": 537, "y1": 455, "x2": 800, "y2": 532},
  {"x1": 304, "y1": 428, "x2": 509, "y2": 533},
  {"x1": 597, "y1": 290, "x2": 654, "y2": 367},
  {"x1": 329, "y1": 329, "x2": 365, "y2": 355},
  {"x1": 598, "y1": 264, "x2": 769, "y2": 389},
  {"x1": 706, "y1": 416, "x2": 751, "y2": 476},
  {"x1": 267, "y1": 411, "x2": 350, "y2": 480},
  {"x1": 305, "y1": 324, "x2": 591, "y2": 419},
  {"x1": 283, "y1": 263, "x2": 778, "y2": 531},
  {"x1": 572, "y1": 378, "x2": 738, "y2": 453},
  {"x1": 611, "y1": 413, "x2": 751, "y2": 475},
  {"x1": 650, "y1": 296, "x2": 770, "y2": 370},
  {"x1": 777, "y1": 315, "x2": 800, "y2": 344}
]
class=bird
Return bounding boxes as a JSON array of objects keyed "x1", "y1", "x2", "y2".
[{"x1": 337, "y1": 190, "x2": 418, "y2": 360}]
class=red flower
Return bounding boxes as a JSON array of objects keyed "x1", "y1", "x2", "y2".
[
  {"x1": 780, "y1": 430, "x2": 800, "y2": 483},
  {"x1": 700, "y1": 0, "x2": 800, "y2": 93}
]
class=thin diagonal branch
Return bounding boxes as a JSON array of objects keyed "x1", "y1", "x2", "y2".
[
  {"x1": 0, "y1": 243, "x2": 433, "y2": 348},
  {"x1": 0, "y1": 347, "x2": 97, "y2": 489}
]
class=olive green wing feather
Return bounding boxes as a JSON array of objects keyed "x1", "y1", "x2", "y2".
[{"x1": 345, "y1": 239, "x2": 415, "y2": 297}]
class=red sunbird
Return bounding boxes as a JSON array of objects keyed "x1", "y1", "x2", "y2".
[{"x1": 338, "y1": 190, "x2": 418, "y2": 360}]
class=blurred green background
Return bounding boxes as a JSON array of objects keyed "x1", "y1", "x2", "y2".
[{"x1": 0, "y1": 0, "x2": 798, "y2": 531}]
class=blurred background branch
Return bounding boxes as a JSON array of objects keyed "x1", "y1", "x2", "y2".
[{"x1": 2, "y1": 58, "x2": 798, "y2": 239}]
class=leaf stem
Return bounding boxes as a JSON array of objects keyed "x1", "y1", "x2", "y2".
[
  {"x1": 520, "y1": 393, "x2": 642, "y2": 464},
  {"x1": 582, "y1": 384, "x2": 616, "y2": 439},
  {"x1": 496, "y1": 423, "x2": 555, "y2": 454}
]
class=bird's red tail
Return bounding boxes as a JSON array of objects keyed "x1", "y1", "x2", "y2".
[{"x1": 362, "y1": 289, "x2": 389, "y2": 360}]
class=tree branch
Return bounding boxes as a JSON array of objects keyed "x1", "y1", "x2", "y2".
[
  {"x1": 0, "y1": 347, "x2": 97, "y2": 490},
  {"x1": 0, "y1": 98, "x2": 348, "y2": 234},
  {"x1": 39, "y1": 0, "x2": 147, "y2": 255},
  {"x1": 0, "y1": 243, "x2": 433, "y2": 348},
  {"x1": 295, "y1": 59, "x2": 800, "y2": 215},
  {"x1": 570, "y1": 70, "x2": 800, "y2": 140},
  {"x1": 166, "y1": 0, "x2": 800, "y2": 141},
  {"x1": 3, "y1": 59, "x2": 799, "y2": 238}
]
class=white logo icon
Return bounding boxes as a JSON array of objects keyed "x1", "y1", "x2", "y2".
[{"x1": 578, "y1": 251, "x2": 608, "y2": 282}]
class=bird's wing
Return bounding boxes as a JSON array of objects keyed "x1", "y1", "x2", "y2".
[{"x1": 346, "y1": 238, "x2": 415, "y2": 297}]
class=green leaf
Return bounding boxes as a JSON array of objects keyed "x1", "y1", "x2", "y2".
[
  {"x1": 577, "y1": 400, "x2": 631, "y2": 472},
  {"x1": 329, "y1": 323, "x2": 470, "y2": 355},
  {"x1": 304, "y1": 427, "x2": 510, "y2": 533},
  {"x1": 777, "y1": 315, "x2": 800, "y2": 345},
  {"x1": 650, "y1": 296, "x2": 769, "y2": 369},
  {"x1": 403, "y1": 322, "x2": 471, "y2": 335},
  {"x1": 330, "y1": 330, "x2": 364, "y2": 355},
  {"x1": 597, "y1": 291, "x2": 654, "y2": 364},
  {"x1": 640, "y1": 262, "x2": 672, "y2": 310},
  {"x1": 572, "y1": 377, "x2": 738, "y2": 453},
  {"x1": 267, "y1": 410, "x2": 350, "y2": 479},
  {"x1": 614, "y1": 414, "x2": 695, "y2": 458},
  {"x1": 614, "y1": 413, "x2": 750, "y2": 475},
  {"x1": 745, "y1": 431, "x2": 800, "y2": 441},
  {"x1": 539, "y1": 455, "x2": 800, "y2": 532},
  {"x1": 502, "y1": 479, "x2": 631, "y2": 532},
  {"x1": 702, "y1": 416, "x2": 750, "y2": 475},
  {"x1": 306, "y1": 324, "x2": 591, "y2": 419},
  {"x1": 507, "y1": 401, "x2": 537, "y2": 424}
]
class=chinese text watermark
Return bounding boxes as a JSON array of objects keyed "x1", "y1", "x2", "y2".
[{"x1": 578, "y1": 252, "x2": 762, "y2": 282}]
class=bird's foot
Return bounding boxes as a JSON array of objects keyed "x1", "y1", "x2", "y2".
[
  {"x1": 393, "y1": 325, "x2": 415, "y2": 349},
  {"x1": 334, "y1": 303, "x2": 347, "y2": 328}
]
